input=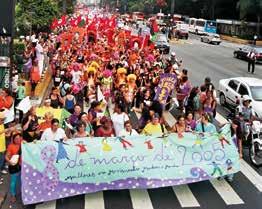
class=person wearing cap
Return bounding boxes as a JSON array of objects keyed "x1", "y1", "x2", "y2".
[
  {"x1": 142, "y1": 113, "x2": 167, "y2": 136},
  {"x1": 236, "y1": 95, "x2": 254, "y2": 121}
]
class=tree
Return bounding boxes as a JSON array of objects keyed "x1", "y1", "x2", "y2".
[
  {"x1": 15, "y1": 0, "x2": 60, "y2": 34},
  {"x1": 238, "y1": 0, "x2": 262, "y2": 35}
]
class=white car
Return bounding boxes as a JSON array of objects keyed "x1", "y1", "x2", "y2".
[
  {"x1": 218, "y1": 77, "x2": 262, "y2": 118},
  {"x1": 200, "y1": 33, "x2": 221, "y2": 45}
]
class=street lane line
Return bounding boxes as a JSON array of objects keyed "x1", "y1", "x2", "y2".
[
  {"x1": 163, "y1": 111, "x2": 177, "y2": 128},
  {"x1": 210, "y1": 178, "x2": 244, "y2": 205},
  {"x1": 240, "y1": 159, "x2": 262, "y2": 192},
  {"x1": 172, "y1": 185, "x2": 200, "y2": 208},
  {"x1": 215, "y1": 111, "x2": 262, "y2": 192},
  {"x1": 129, "y1": 189, "x2": 154, "y2": 209},
  {"x1": 35, "y1": 201, "x2": 56, "y2": 209},
  {"x1": 85, "y1": 192, "x2": 105, "y2": 209}
]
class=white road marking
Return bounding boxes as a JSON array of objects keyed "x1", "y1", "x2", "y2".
[
  {"x1": 210, "y1": 178, "x2": 244, "y2": 205},
  {"x1": 172, "y1": 185, "x2": 200, "y2": 208},
  {"x1": 35, "y1": 201, "x2": 56, "y2": 209},
  {"x1": 215, "y1": 112, "x2": 228, "y2": 124},
  {"x1": 240, "y1": 159, "x2": 262, "y2": 192},
  {"x1": 215, "y1": 111, "x2": 262, "y2": 192},
  {"x1": 85, "y1": 192, "x2": 105, "y2": 209},
  {"x1": 129, "y1": 189, "x2": 154, "y2": 209}
]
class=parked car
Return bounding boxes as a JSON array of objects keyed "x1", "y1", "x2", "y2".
[
  {"x1": 154, "y1": 34, "x2": 170, "y2": 54},
  {"x1": 218, "y1": 77, "x2": 262, "y2": 118},
  {"x1": 233, "y1": 45, "x2": 262, "y2": 63},
  {"x1": 200, "y1": 33, "x2": 221, "y2": 45},
  {"x1": 175, "y1": 23, "x2": 189, "y2": 39}
]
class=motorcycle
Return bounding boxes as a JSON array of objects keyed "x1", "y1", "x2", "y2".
[{"x1": 249, "y1": 121, "x2": 262, "y2": 167}]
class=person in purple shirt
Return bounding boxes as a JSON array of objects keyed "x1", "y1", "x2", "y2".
[
  {"x1": 185, "y1": 112, "x2": 196, "y2": 131},
  {"x1": 69, "y1": 104, "x2": 82, "y2": 128}
]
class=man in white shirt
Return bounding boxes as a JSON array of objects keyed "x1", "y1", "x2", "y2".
[
  {"x1": 119, "y1": 120, "x2": 139, "y2": 137},
  {"x1": 41, "y1": 118, "x2": 67, "y2": 141},
  {"x1": 111, "y1": 105, "x2": 129, "y2": 136},
  {"x1": 247, "y1": 49, "x2": 256, "y2": 74},
  {"x1": 35, "y1": 40, "x2": 44, "y2": 76}
]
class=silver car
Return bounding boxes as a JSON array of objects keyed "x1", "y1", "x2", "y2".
[{"x1": 201, "y1": 33, "x2": 221, "y2": 45}]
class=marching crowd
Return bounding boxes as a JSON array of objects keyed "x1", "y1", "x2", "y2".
[{"x1": 0, "y1": 12, "x2": 245, "y2": 204}]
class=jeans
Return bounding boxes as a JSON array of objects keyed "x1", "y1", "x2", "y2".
[
  {"x1": 10, "y1": 172, "x2": 21, "y2": 196},
  {"x1": 0, "y1": 152, "x2": 4, "y2": 170}
]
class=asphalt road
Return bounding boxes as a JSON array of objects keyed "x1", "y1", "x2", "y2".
[
  {"x1": 1, "y1": 35, "x2": 262, "y2": 209},
  {"x1": 172, "y1": 34, "x2": 262, "y2": 88}
]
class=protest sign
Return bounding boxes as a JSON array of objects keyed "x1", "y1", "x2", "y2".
[
  {"x1": 22, "y1": 124, "x2": 239, "y2": 204},
  {"x1": 154, "y1": 73, "x2": 177, "y2": 106}
]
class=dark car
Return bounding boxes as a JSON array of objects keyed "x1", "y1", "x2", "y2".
[
  {"x1": 234, "y1": 45, "x2": 262, "y2": 63},
  {"x1": 175, "y1": 23, "x2": 189, "y2": 39},
  {"x1": 154, "y1": 34, "x2": 170, "y2": 54}
]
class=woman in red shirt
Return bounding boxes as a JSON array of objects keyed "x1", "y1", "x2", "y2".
[
  {"x1": 5, "y1": 132, "x2": 22, "y2": 203},
  {"x1": 95, "y1": 116, "x2": 115, "y2": 137},
  {"x1": 0, "y1": 88, "x2": 14, "y2": 110}
]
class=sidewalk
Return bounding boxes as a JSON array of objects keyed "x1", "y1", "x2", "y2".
[
  {"x1": 220, "y1": 34, "x2": 262, "y2": 46},
  {"x1": 25, "y1": 66, "x2": 52, "y2": 106},
  {"x1": 0, "y1": 66, "x2": 52, "y2": 209}
]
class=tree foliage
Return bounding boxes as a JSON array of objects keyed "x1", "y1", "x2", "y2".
[{"x1": 15, "y1": 0, "x2": 60, "y2": 34}]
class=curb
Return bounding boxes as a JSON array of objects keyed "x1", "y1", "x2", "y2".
[{"x1": 220, "y1": 35, "x2": 262, "y2": 46}]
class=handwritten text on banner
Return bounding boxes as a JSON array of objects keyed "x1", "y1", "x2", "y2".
[{"x1": 21, "y1": 124, "x2": 239, "y2": 204}]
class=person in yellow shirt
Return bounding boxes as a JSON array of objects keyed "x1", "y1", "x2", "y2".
[
  {"x1": 142, "y1": 113, "x2": 167, "y2": 136},
  {"x1": 0, "y1": 112, "x2": 16, "y2": 179}
]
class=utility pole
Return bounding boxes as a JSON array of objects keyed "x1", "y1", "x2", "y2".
[{"x1": 170, "y1": 0, "x2": 175, "y2": 15}]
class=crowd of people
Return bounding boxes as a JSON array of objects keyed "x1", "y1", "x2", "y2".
[{"x1": 0, "y1": 9, "x2": 246, "y2": 204}]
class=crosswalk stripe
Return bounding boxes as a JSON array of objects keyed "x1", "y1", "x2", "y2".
[
  {"x1": 172, "y1": 185, "x2": 200, "y2": 208},
  {"x1": 215, "y1": 112, "x2": 228, "y2": 124},
  {"x1": 129, "y1": 189, "x2": 154, "y2": 209},
  {"x1": 35, "y1": 201, "x2": 56, "y2": 209},
  {"x1": 210, "y1": 178, "x2": 244, "y2": 205},
  {"x1": 240, "y1": 159, "x2": 262, "y2": 192},
  {"x1": 215, "y1": 112, "x2": 262, "y2": 192},
  {"x1": 85, "y1": 192, "x2": 105, "y2": 209}
]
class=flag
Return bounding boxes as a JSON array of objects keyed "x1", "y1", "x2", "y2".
[
  {"x1": 151, "y1": 19, "x2": 159, "y2": 33},
  {"x1": 141, "y1": 35, "x2": 150, "y2": 50},
  {"x1": 57, "y1": 15, "x2": 67, "y2": 27},
  {"x1": 50, "y1": 18, "x2": 58, "y2": 30},
  {"x1": 70, "y1": 16, "x2": 82, "y2": 27}
]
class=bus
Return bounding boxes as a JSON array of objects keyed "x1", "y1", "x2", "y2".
[
  {"x1": 188, "y1": 18, "x2": 217, "y2": 34},
  {"x1": 188, "y1": 18, "x2": 197, "y2": 33}
]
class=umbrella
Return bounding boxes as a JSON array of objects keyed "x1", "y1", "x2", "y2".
[{"x1": 36, "y1": 107, "x2": 71, "y2": 126}]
